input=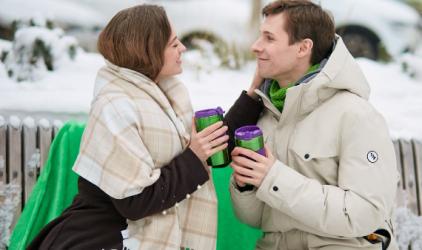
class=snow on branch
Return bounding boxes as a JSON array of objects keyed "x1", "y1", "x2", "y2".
[{"x1": 3, "y1": 13, "x2": 78, "y2": 82}]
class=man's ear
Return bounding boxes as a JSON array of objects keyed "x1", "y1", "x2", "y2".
[{"x1": 297, "y1": 38, "x2": 313, "y2": 59}]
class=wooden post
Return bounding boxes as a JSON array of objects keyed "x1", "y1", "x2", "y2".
[
  {"x1": 393, "y1": 140, "x2": 405, "y2": 208},
  {"x1": 0, "y1": 118, "x2": 6, "y2": 204},
  {"x1": 38, "y1": 120, "x2": 51, "y2": 174},
  {"x1": 399, "y1": 139, "x2": 419, "y2": 215},
  {"x1": 22, "y1": 121, "x2": 37, "y2": 205},
  {"x1": 7, "y1": 121, "x2": 22, "y2": 232},
  {"x1": 412, "y1": 140, "x2": 422, "y2": 216}
]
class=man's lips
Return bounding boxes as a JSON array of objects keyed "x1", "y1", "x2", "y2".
[{"x1": 258, "y1": 58, "x2": 268, "y2": 61}]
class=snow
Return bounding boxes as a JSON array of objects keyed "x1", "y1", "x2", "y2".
[
  {"x1": 53, "y1": 119, "x2": 63, "y2": 129},
  {"x1": 0, "y1": 0, "x2": 107, "y2": 30},
  {"x1": 38, "y1": 118, "x2": 50, "y2": 130},
  {"x1": 4, "y1": 25, "x2": 78, "y2": 82},
  {"x1": 394, "y1": 191, "x2": 422, "y2": 250},
  {"x1": 0, "y1": 180, "x2": 22, "y2": 249},
  {"x1": 358, "y1": 58, "x2": 422, "y2": 141},
  {"x1": 22, "y1": 116, "x2": 35, "y2": 129},
  {"x1": 8, "y1": 116, "x2": 20, "y2": 129},
  {"x1": 27, "y1": 149, "x2": 41, "y2": 171}
]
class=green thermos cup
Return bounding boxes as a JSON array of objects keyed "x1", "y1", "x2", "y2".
[
  {"x1": 195, "y1": 107, "x2": 229, "y2": 168},
  {"x1": 235, "y1": 125, "x2": 266, "y2": 186}
]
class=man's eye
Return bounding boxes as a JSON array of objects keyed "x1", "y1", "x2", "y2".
[
  {"x1": 173, "y1": 44, "x2": 178, "y2": 48},
  {"x1": 267, "y1": 36, "x2": 273, "y2": 40}
]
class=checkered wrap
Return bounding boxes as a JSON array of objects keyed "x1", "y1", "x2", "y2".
[{"x1": 72, "y1": 60, "x2": 217, "y2": 250}]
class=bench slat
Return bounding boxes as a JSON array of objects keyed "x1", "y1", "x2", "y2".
[
  {"x1": 7, "y1": 124, "x2": 22, "y2": 232},
  {"x1": 400, "y1": 139, "x2": 419, "y2": 215},
  {"x1": 393, "y1": 140, "x2": 406, "y2": 208},
  {"x1": 0, "y1": 124, "x2": 6, "y2": 204},
  {"x1": 22, "y1": 125, "x2": 37, "y2": 205},
  {"x1": 412, "y1": 140, "x2": 422, "y2": 216},
  {"x1": 38, "y1": 125, "x2": 52, "y2": 173}
]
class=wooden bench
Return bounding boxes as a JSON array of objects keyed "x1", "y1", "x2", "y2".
[{"x1": 0, "y1": 120, "x2": 421, "y2": 248}]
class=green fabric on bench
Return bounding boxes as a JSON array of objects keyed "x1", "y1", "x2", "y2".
[{"x1": 9, "y1": 121, "x2": 262, "y2": 250}]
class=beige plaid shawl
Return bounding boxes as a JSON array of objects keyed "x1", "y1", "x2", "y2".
[{"x1": 72, "y1": 60, "x2": 217, "y2": 250}]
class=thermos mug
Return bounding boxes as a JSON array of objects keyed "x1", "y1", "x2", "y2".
[
  {"x1": 234, "y1": 125, "x2": 266, "y2": 185},
  {"x1": 195, "y1": 107, "x2": 229, "y2": 168}
]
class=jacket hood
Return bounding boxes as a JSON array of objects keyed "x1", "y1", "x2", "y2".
[{"x1": 320, "y1": 35, "x2": 370, "y2": 101}]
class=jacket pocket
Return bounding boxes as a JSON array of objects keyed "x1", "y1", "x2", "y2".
[{"x1": 290, "y1": 141, "x2": 339, "y2": 185}]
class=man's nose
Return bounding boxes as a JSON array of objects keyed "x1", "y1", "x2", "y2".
[{"x1": 251, "y1": 38, "x2": 263, "y2": 54}]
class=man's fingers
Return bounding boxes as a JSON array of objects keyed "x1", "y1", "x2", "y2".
[
  {"x1": 264, "y1": 143, "x2": 273, "y2": 159},
  {"x1": 233, "y1": 171, "x2": 254, "y2": 186},
  {"x1": 232, "y1": 147, "x2": 266, "y2": 163},
  {"x1": 231, "y1": 162, "x2": 254, "y2": 177},
  {"x1": 232, "y1": 155, "x2": 259, "y2": 170}
]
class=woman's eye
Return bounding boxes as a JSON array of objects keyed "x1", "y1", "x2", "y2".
[
  {"x1": 173, "y1": 44, "x2": 178, "y2": 48},
  {"x1": 267, "y1": 36, "x2": 273, "y2": 41}
]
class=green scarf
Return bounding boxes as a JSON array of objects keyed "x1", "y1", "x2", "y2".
[{"x1": 269, "y1": 63, "x2": 320, "y2": 113}]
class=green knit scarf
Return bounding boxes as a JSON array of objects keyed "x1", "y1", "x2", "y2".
[{"x1": 269, "y1": 63, "x2": 320, "y2": 113}]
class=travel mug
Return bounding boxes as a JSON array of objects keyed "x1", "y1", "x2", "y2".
[
  {"x1": 234, "y1": 125, "x2": 266, "y2": 186},
  {"x1": 195, "y1": 107, "x2": 229, "y2": 168}
]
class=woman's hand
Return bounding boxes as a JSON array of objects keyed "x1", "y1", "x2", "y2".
[
  {"x1": 230, "y1": 144, "x2": 275, "y2": 188},
  {"x1": 247, "y1": 65, "x2": 265, "y2": 101},
  {"x1": 189, "y1": 116, "x2": 229, "y2": 162}
]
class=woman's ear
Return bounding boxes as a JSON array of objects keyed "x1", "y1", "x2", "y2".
[{"x1": 298, "y1": 38, "x2": 313, "y2": 59}]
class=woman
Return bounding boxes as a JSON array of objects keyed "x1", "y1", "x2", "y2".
[{"x1": 27, "y1": 5, "x2": 229, "y2": 250}]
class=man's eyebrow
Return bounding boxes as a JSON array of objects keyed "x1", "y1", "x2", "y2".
[{"x1": 262, "y1": 31, "x2": 274, "y2": 36}]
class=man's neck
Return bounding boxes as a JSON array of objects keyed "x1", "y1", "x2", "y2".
[{"x1": 273, "y1": 62, "x2": 313, "y2": 88}]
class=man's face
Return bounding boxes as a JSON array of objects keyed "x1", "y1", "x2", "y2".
[{"x1": 252, "y1": 13, "x2": 301, "y2": 80}]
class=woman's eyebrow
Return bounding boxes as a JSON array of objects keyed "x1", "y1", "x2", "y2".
[{"x1": 170, "y1": 36, "x2": 178, "y2": 44}]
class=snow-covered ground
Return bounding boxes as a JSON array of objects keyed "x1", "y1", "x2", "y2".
[{"x1": 1, "y1": 38, "x2": 422, "y2": 141}]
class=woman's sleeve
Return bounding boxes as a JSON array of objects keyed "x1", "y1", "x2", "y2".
[
  {"x1": 225, "y1": 91, "x2": 263, "y2": 161},
  {"x1": 110, "y1": 148, "x2": 209, "y2": 221}
]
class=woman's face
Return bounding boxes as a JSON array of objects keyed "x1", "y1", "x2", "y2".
[{"x1": 155, "y1": 21, "x2": 186, "y2": 83}]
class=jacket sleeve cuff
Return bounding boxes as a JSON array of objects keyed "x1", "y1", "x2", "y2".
[
  {"x1": 256, "y1": 159, "x2": 303, "y2": 210},
  {"x1": 229, "y1": 173, "x2": 257, "y2": 196}
]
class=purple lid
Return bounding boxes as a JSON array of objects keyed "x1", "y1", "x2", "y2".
[
  {"x1": 195, "y1": 106, "x2": 225, "y2": 118},
  {"x1": 235, "y1": 125, "x2": 262, "y2": 140}
]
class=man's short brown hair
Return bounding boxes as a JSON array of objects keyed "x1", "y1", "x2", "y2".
[
  {"x1": 97, "y1": 5, "x2": 171, "y2": 81},
  {"x1": 262, "y1": 0, "x2": 335, "y2": 65}
]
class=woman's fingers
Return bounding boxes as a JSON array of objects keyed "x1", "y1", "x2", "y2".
[
  {"x1": 210, "y1": 134, "x2": 229, "y2": 147},
  {"x1": 197, "y1": 121, "x2": 223, "y2": 137},
  {"x1": 203, "y1": 125, "x2": 228, "y2": 143},
  {"x1": 209, "y1": 142, "x2": 228, "y2": 156}
]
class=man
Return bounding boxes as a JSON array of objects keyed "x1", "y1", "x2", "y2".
[{"x1": 225, "y1": 0, "x2": 399, "y2": 249}]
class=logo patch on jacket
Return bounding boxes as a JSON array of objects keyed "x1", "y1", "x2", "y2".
[{"x1": 367, "y1": 151, "x2": 378, "y2": 163}]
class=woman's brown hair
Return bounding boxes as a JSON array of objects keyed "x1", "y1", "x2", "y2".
[
  {"x1": 97, "y1": 5, "x2": 171, "y2": 81},
  {"x1": 262, "y1": 0, "x2": 335, "y2": 65}
]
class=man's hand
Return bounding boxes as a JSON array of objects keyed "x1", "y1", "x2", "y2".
[
  {"x1": 247, "y1": 65, "x2": 264, "y2": 102},
  {"x1": 230, "y1": 144, "x2": 275, "y2": 188}
]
